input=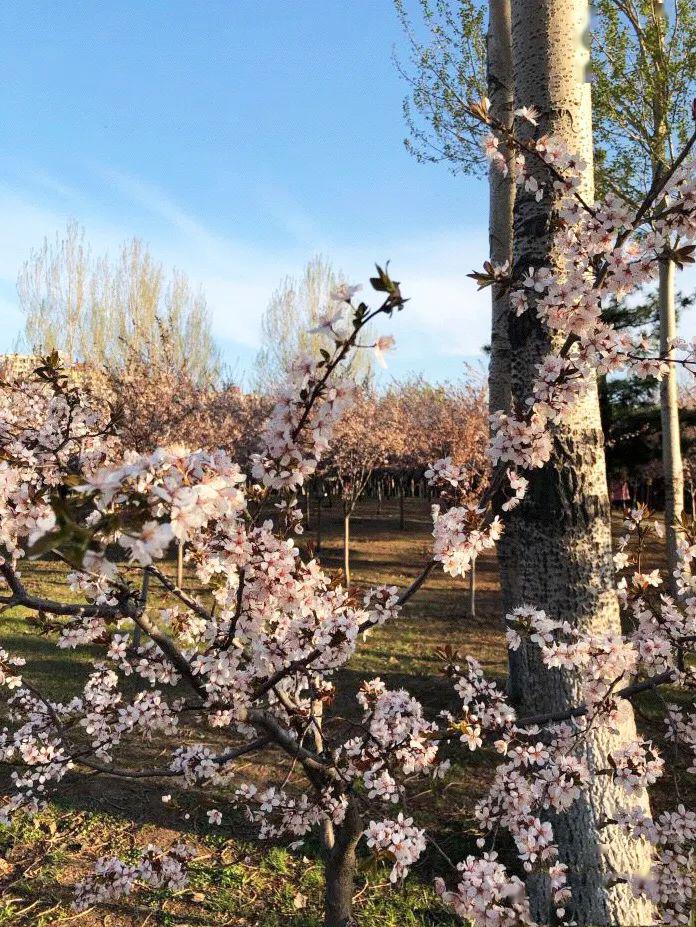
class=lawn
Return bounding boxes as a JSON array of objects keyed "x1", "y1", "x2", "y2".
[{"x1": 0, "y1": 497, "x2": 687, "y2": 926}]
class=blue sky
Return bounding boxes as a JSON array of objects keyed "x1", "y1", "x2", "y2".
[
  {"x1": 0, "y1": 1, "x2": 693, "y2": 385},
  {"x1": 0, "y1": 0, "x2": 493, "y2": 384}
]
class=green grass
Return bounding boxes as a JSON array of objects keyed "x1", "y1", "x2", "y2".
[{"x1": 0, "y1": 498, "x2": 689, "y2": 924}]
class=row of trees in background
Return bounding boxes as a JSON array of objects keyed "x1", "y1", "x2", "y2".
[
  {"x1": 13, "y1": 224, "x2": 696, "y2": 591},
  {"x1": 318, "y1": 377, "x2": 488, "y2": 586},
  {"x1": 12, "y1": 233, "x2": 490, "y2": 592}
]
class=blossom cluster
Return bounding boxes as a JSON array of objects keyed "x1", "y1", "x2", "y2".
[
  {"x1": 364, "y1": 814, "x2": 427, "y2": 883},
  {"x1": 73, "y1": 842, "x2": 195, "y2": 911}
]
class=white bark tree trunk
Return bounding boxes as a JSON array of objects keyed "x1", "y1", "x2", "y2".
[
  {"x1": 659, "y1": 254, "x2": 684, "y2": 593},
  {"x1": 487, "y1": 0, "x2": 515, "y2": 417},
  {"x1": 648, "y1": 0, "x2": 684, "y2": 595},
  {"x1": 504, "y1": 2, "x2": 656, "y2": 923}
]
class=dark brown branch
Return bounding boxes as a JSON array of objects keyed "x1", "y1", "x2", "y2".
[
  {"x1": 146, "y1": 565, "x2": 213, "y2": 623},
  {"x1": 130, "y1": 606, "x2": 208, "y2": 700},
  {"x1": 0, "y1": 563, "x2": 122, "y2": 619},
  {"x1": 78, "y1": 736, "x2": 271, "y2": 779},
  {"x1": 516, "y1": 670, "x2": 676, "y2": 727},
  {"x1": 397, "y1": 560, "x2": 435, "y2": 606},
  {"x1": 246, "y1": 708, "x2": 338, "y2": 781}
]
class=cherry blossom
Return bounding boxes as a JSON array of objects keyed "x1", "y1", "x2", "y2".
[{"x1": 0, "y1": 109, "x2": 693, "y2": 925}]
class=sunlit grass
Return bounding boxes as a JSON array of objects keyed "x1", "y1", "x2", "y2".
[{"x1": 0, "y1": 498, "x2": 688, "y2": 924}]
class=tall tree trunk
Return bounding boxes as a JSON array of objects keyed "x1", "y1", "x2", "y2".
[
  {"x1": 658, "y1": 253, "x2": 684, "y2": 593},
  {"x1": 398, "y1": 483, "x2": 405, "y2": 530},
  {"x1": 487, "y1": 0, "x2": 515, "y2": 416},
  {"x1": 649, "y1": 0, "x2": 684, "y2": 594},
  {"x1": 504, "y1": 1, "x2": 655, "y2": 923},
  {"x1": 343, "y1": 509, "x2": 351, "y2": 588},
  {"x1": 323, "y1": 798, "x2": 362, "y2": 927},
  {"x1": 487, "y1": 0, "x2": 520, "y2": 683}
]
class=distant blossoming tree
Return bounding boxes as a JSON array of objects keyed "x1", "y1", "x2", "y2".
[{"x1": 322, "y1": 391, "x2": 397, "y2": 586}]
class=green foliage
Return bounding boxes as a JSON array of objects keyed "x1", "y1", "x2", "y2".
[
  {"x1": 394, "y1": 0, "x2": 487, "y2": 175},
  {"x1": 600, "y1": 286, "x2": 695, "y2": 475},
  {"x1": 591, "y1": 0, "x2": 696, "y2": 201}
]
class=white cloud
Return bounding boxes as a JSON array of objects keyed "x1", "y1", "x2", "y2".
[
  {"x1": 0, "y1": 168, "x2": 493, "y2": 377},
  {"x1": 3, "y1": 166, "x2": 692, "y2": 384}
]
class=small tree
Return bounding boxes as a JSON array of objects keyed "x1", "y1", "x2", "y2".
[
  {"x1": 384, "y1": 376, "x2": 489, "y2": 531},
  {"x1": 323, "y1": 392, "x2": 396, "y2": 586}
]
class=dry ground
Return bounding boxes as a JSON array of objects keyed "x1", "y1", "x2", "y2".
[{"x1": 0, "y1": 497, "x2": 688, "y2": 926}]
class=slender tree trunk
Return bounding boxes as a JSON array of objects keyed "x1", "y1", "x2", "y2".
[
  {"x1": 648, "y1": 0, "x2": 684, "y2": 594},
  {"x1": 658, "y1": 257, "x2": 684, "y2": 594},
  {"x1": 503, "y1": 2, "x2": 655, "y2": 923},
  {"x1": 343, "y1": 509, "x2": 351, "y2": 587},
  {"x1": 469, "y1": 556, "x2": 476, "y2": 618},
  {"x1": 399, "y1": 483, "x2": 405, "y2": 530},
  {"x1": 486, "y1": 0, "x2": 520, "y2": 683},
  {"x1": 177, "y1": 540, "x2": 184, "y2": 588},
  {"x1": 377, "y1": 479, "x2": 383, "y2": 515},
  {"x1": 323, "y1": 798, "x2": 362, "y2": 927},
  {"x1": 316, "y1": 493, "x2": 323, "y2": 553},
  {"x1": 487, "y1": 0, "x2": 515, "y2": 417},
  {"x1": 305, "y1": 487, "x2": 312, "y2": 531}
]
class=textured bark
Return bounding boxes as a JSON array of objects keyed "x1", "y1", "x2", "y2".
[
  {"x1": 323, "y1": 798, "x2": 362, "y2": 927},
  {"x1": 659, "y1": 255, "x2": 684, "y2": 594},
  {"x1": 503, "y1": 1, "x2": 656, "y2": 923},
  {"x1": 487, "y1": 0, "x2": 519, "y2": 684},
  {"x1": 487, "y1": 0, "x2": 515, "y2": 417}
]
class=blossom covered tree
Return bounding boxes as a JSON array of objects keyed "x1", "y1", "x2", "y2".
[
  {"x1": 105, "y1": 337, "x2": 268, "y2": 461},
  {"x1": 1, "y1": 122, "x2": 695, "y2": 922},
  {"x1": 379, "y1": 376, "x2": 489, "y2": 531},
  {"x1": 321, "y1": 391, "x2": 396, "y2": 586},
  {"x1": 0, "y1": 273, "x2": 448, "y2": 927},
  {"x1": 0, "y1": 54, "x2": 695, "y2": 927}
]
